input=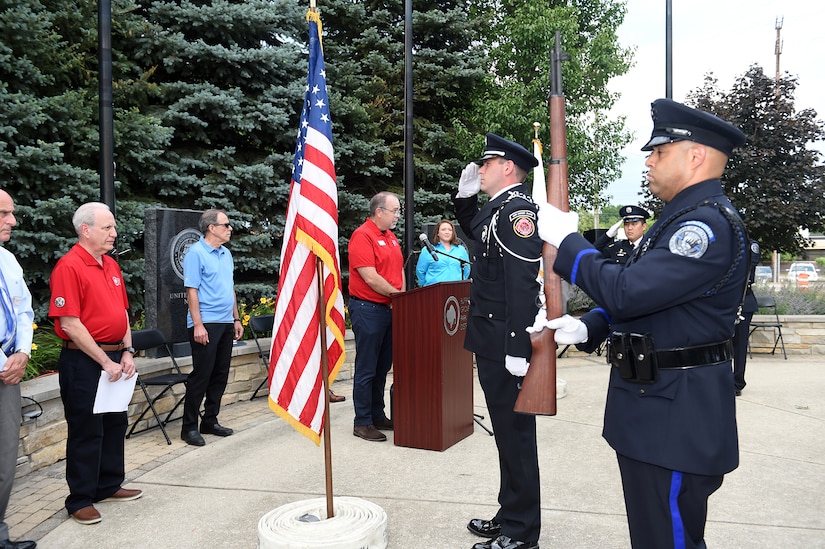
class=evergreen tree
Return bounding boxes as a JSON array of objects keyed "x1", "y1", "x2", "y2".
[
  {"x1": 128, "y1": 0, "x2": 309, "y2": 303},
  {"x1": 1, "y1": 0, "x2": 167, "y2": 318},
  {"x1": 320, "y1": 0, "x2": 487, "y2": 241}
]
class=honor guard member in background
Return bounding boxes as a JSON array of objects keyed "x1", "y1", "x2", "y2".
[
  {"x1": 453, "y1": 133, "x2": 544, "y2": 549},
  {"x1": 535, "y1": 99, "x2": 749, "y2": 549},
  {"x1": 594, "y1": 205, "x2": 650, "y2": 263}
]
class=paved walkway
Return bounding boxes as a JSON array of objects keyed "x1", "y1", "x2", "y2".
[{"x1": 7, "y1": 354, "x2": 825, "y2": 548}]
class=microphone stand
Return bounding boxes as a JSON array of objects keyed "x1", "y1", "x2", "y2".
[
  {"x1": 427, "y1": 248, "x2": 472, "y2": 281},
  {"x1": 426, "y1": 249, "x2": 491, "y2": 434}
]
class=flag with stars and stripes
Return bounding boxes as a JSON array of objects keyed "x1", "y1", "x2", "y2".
[{"x1": 269, "y1": 10, "x2": 346, "y2": 444}]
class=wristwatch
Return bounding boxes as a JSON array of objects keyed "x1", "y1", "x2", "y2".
[{"x1": 123, "y1": 346, "x2": 136, "y2": 354}]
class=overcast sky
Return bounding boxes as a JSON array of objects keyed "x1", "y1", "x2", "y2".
[{"x1": 604, "y1": 0, "x2": 825, "y2": 208}]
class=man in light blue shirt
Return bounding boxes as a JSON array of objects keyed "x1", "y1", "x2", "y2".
[
  {"x1": 181, "y1": 209, "x2": 243, "y2": 446},
  {"x1": 0, "y1": 190, "x2": 36, "y2": 549}
]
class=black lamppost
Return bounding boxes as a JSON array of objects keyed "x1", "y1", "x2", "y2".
[
  {"x1": 98, "y1": 0, "x2": 115, "y2": 214},
  {"x1": 402, "y1": 0, "x2": 415, "y2": 285}
]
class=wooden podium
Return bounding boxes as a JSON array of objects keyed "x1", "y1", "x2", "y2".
[{"x1": 391, "y1": 280, "x2": 474, "y2": 451}]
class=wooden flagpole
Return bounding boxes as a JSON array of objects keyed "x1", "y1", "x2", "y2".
[{"x1": 316, "y1": 258, "x2": 334, "y2": 518}]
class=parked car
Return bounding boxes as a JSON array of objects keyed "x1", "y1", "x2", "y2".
[
  {"x1": 787, "y1": 262, "x2": 819, "y2": 282},
  {"x1": 754, "y1": 265, "x2": 772, "y2": 283}
]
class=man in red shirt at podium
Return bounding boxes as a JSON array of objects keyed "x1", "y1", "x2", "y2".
[{"x1": 347, "y1": 191, "x2": 405, "y2": 442}]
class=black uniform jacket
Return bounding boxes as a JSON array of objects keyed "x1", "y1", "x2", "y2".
[
  {"x1": 454, "y1": 185, "x2": 543, "y2": 362},
  {"x1": 556, "y1": 179, "x2": 749, "y2": 476},
  {"x1": 593, "y1": 233, "x2": 634, "y2": 264}
]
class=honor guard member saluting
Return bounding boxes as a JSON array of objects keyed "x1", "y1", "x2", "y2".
[
  {"x1": 453, "y1": 133, "x2": 544, "y2": 549},
  {"x1": 594, "y1": 205, "x2": 650, "y2": 264},
  {"x1": 534, "y1": 99, "x2": 749, "y2": 549}
]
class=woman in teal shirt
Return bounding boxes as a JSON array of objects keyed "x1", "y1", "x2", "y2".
[{"x1": 416, "y1": 219, "x2": 471, "y2": 286}]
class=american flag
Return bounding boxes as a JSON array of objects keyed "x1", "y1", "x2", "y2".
[{"x1": 269, "y1": 11, "x2": 347, "y2": 444}]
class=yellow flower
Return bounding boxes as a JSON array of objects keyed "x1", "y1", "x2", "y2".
[
  {"x1": 260, "y1": 297, "x2": 267, "y2": 304},
  {"x1": 32, "y1": 322, "x2": 38, "y2": 331},
  {"x1": 31, "y1": 343, "x2": 38, "y2": 351}
]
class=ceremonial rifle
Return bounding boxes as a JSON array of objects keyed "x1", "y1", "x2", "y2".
[{"x1": 515, "y1": 32, "x2": 569, "y2": 416}]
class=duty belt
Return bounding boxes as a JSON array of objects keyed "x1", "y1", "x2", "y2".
[
  {"x1": 654, "y1": 340, "x2": 733, "y2": 369},
  {"x1": 608, "y1": 332, "x2": 732, "y2": 383}
]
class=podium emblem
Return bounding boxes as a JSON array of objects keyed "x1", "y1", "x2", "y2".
[{"x1": 443, "y1": 296, "x2": 460, "y2": 336}]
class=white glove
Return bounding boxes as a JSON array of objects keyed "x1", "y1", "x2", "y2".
[
  {"x1": 545, "y1": 315, "x2": 589, "y2": 345},
  {"x1": 606, "y1": 219, "x2": 623, "y2": 238},
  {"x1": 537, "y1": 202, "x2": 579, "y2": 248},
  {"x1": 526, "y1": 308, "x2": 549, "y2": 334},
  {"x1": 505, "y1": 355, "x2": 529, "y2": 377},
  {"x1": 456, "y1": 162, "x2": 481, "y2": 198}
]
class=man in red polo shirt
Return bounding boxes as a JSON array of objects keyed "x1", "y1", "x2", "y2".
[
  {"x1": 49, "y1": 202, "x2": 142, "y2": 525},
  {"x1": 347, "y1": 191, "x2": 405, "y2": 442}
]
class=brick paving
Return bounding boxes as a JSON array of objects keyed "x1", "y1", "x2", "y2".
[{"x1": 6, "y1": 393, "x2": 294, "y2": 543}]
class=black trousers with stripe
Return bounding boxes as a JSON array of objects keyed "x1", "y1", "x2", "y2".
[{"x1": 617, "y1": 453, "x2": 724, "y2": 549}]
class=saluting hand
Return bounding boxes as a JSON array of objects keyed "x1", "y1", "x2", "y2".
[
  {"x1": 456, "y1": 162, "x2": 481, "y2": 198},
  {"x1": 606, "y1": 219, "x2": 623, "y2": 238}
]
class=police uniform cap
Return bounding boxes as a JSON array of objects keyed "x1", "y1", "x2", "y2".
[
  {"x1": 641, "y1": 98, "x2": 747, "y2": 157},
  {"x1": 476, "y1": 132, "x2": 539, "y2": 172},
  {"x1": 620, "y1": 205, "x2": 649, "y2": 222}
]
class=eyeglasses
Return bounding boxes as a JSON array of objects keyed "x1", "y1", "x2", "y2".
[
  {"x1": 379, "y1": 207, "x2": 402, "y2": 216},
  {"x1": 213, "y1": 223, "x2": 232, "y2": 228}
]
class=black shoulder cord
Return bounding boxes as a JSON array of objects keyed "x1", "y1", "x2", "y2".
[{"x1": 630, "y1": 200, "x2": 750, "y2": 303}]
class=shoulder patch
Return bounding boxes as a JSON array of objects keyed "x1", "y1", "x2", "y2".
[
  {"x1": 510, "y1": 210, "x2": 536, "y2": 238},
  {"x1": 669, "y1": 220, "x2": 714, "y2": 258}
]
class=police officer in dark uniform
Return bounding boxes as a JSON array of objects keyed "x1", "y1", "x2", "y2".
[
  {"x1": 594, "y1": 205, "x2": 650, "y2": 263},
  {"x1": 453, "y1": 133, "x2": 543, "y2": 549},
  {"x1": 534, "y1": 99, "x2": 749, "y2": 549}
]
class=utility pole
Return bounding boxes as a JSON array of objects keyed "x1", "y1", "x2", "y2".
[
  {"x1": 772, "y1": 17, "x2": 783, "y2": 282},
  {"x1": 774, "y1": 17, "x2": 783, "y2": 100}
]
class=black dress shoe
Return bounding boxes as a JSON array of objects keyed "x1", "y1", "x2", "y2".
[
  {"x1": 182, "y1": 430, "x2": 205, "y2": 446},
  {"x1": 471, "y1": 535, "x2": 538, "y2": 549},
  {"x1": 200, "y1": 423, "x2": 234, "y2": 437},
  {"x1": 467, "y1": 517, "x2": 501, "y2": 538},
  {"x1": 0, "y1": 540, "x2": 37, "y2": 549}
]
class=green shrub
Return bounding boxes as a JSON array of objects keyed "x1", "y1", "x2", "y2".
[{"x1": 25, "y1": 323, "x2": 62, "y2": 381}]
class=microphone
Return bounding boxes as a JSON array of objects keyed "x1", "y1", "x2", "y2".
[{"x1": 418, "y1": 233, "x2": 439, "y2": 261}]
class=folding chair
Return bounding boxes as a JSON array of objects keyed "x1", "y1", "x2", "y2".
[
  {"x1": 250, "y1": 314, "x2": 275, "y2": 400},
  {"x1": 127, "y1": 329, "x2": 189, "y2": 444},
  {"x1": 748, "y1": 295, "x2": 787, "y2": 359}
]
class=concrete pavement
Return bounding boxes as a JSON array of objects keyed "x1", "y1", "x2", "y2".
[{"x1": 12, "y1": 354, "x2": 825, "y2": 548}]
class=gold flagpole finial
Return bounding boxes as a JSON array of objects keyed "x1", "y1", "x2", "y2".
[
  {"x1": 310, "y1": 0, "x2": 317, "y2": 12},
  {"x1": 533, "y1": 121, "x2": 541, "y2": 140}
]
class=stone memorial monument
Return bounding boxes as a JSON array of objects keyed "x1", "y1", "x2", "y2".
[{"x1": 144, "y1": 207, "x2": 203, "y2": 356}]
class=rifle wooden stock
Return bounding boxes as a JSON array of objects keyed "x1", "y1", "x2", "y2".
[{"x1": 515, "y1": 37, "x2": 568, "y2": 416}]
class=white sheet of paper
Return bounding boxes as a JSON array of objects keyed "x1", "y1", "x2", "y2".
[{"x1": 93, "y1": 370, "x2": 138, "y2": 414}]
